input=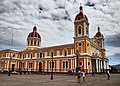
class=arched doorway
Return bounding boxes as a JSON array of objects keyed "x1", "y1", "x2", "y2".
[
  {"x1": 39, "y1": 62, "x2": 42, "y2": 73},
  {"x1": 12, "y1": 64, "x2": 15, "y2": 72}
]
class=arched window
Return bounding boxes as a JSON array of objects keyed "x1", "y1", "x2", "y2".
[
  {"x1": 37, "y1": 53, "x2": 39, "y2": 58},
  {"x1": 43, "y1": 52, "x2": 45, "y2": 58},
  {"x1": 29, "y1": 62, "x2": 32, "y2": 68},
  {"x1": 21, "y1": 62, "x2": 24, "y2": 67},
  {"x1": 66, "y1": 61, "x2": 68, "y2": 68},
  {"x1": 40, "y1": 52, "x2": 42, "y2": 58},
  {"x1": 88, "y1": 62, "x2": 90, "y2": 65},
  {"x1": 22, "y1": 54, "x2": 24, "y2": 59},
  {"x1": 38, "y1": 41, "x2": 39, "y2": 46},
  {"x1": 62, "y1": 60, "x2": 68, "y2": 69},
  {"x1": 78, "y1": 26, "x2": 82, "y2": 36},
  {"x1": 79, "y1": 61, "x2": 82, "y2": 66},
  {"x1": 34, "y1": 41, "x2": 36, "y2": 46},
  {"x1": 31, "y1": 40, "x2": 33, "y2": 45},
  {"x1": 30, "y1": 53, "x2": 32, "y2": 59},
  {"x1": 63, "y1": 49, "x2": 67, "y2": 56},
  {"x1": 86, "y1": 27, "x2": 88, "y2": 35},
  {"x1": 78, "y1": 17, "x2": 81, "y2": 20},
  {"x1": 26, "y1": 53, "x2": 28, "y2": 58},
  {"x1": 50, "y1": 61, "x2": 54, "y2": 69},
  {"x1": 50, "y1": 51, "x2": 54, "y2": 57},
  {"x1": 28, "y1": 40, "x2": 29, "y2": 46},
  {"x1": 63, "y1": 61, "x2": 65, "y2": 68}
]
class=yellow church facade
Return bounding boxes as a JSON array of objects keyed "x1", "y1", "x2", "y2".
[{"x1": 0, "y1": 5, "x2": 109, "y2": 74}]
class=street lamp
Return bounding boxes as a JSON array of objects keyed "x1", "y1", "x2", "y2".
[
  {"x1": 8, "y1": 50, "x2": 12, "y2": 76},
  {"x1": 50, "y1": 52, "x2": 54, "y2": 80},
  {"x1": 19, "y1": 60, "x2": 22, "y2": 75},
  {"x1": 75, "y1": 50, "x2": 80, "y2": 73},
  {"x1": 43, "y1": 61, "x2": 45, "y2": 75},
  {"x1": 75, "y1": 50, "x2": 81, "y2": 83},
  {"x1": 51, "y1": 58, "x2": 53, "y2": 80}
]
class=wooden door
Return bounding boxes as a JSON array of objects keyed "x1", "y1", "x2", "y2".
[{"x1": 12, "y1": 64, "x2": 15, "y2": 72}]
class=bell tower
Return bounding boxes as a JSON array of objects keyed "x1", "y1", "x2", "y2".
[
  {"x1": 74, "y1": 4, "x2": 89, "y2": 38},
  {"x1": 74, "y1": 4, "x2": 89, "y2": 54},
  {"x1": 95, "y1": 26, "x2": 104, "y2": 49}
]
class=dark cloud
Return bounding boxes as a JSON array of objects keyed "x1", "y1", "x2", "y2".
[
  {"x1": 109, "y1": 53, "x2": 120, "y2": 65},
  {"x1": 105, "y1": 33, "x2": 120, "y2": 47}
]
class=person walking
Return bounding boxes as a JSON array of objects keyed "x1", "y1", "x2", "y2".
[
  {"x1": 92, "y1": 72, "x2": 95, "y2": 76},
  {"x1": 82, "y1": 70, "x2": 86, "y2": 82},
  {"x1": 77, "y1": 71, "x2": 81, "y2": 83},
  {"x1": 107, "y1": 70, "x2": 110, "y2": 80}
]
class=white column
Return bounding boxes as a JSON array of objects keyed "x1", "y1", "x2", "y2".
[
  {"x1": 45, "y1": 61, "x2": 47, "y2": 71},
  {"x1": 73, "y1": 59, "x2": 74, "y2": 69},
  {"x1": 96, "y1": 59, "x2": 98, "y2": 72},
  {"x1": 75, "y1": 58, "x2": 76, "y2": 68},
  {"x1": 33, "y1": 40, "x2": 35, "y2": 46},
  {"x1": 56, "y1": 60, "x2": 59, "y2": 72},
  {"x1": 25, "y1": 61, "x2": 27, "y2": 69},
  {"x1": 84, "y1": 58, "x2": 86, "y2": 70},
  {"x1": 71, "y1": 59, "x2": 72, "y2": 69},
  {"x1": 103, "y1": 60, "x2": 106, "y2": 72}
]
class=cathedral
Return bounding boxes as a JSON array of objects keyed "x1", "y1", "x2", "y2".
[{"x1": 0, "y1": 5, "x2": 109, "y2": 74}]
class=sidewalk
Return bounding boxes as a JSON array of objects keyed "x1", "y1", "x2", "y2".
[{"x1": 0, "y1": 74, "x2": 120, "y2": 86}]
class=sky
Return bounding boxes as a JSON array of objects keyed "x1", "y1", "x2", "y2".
[{"x1": 0, "y1": 0, "x2": 120, "y2": 65}]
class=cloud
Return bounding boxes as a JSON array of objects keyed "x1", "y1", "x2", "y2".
[
  {"x1": 108, "y1": 53, "x2": 120, "y2": 65},
  {"x1": 105, "y1": 33, "x2": 120, "y2": 47},
  {"x1": 0, "y1": 0, "x2": 120, "y2": 65}
]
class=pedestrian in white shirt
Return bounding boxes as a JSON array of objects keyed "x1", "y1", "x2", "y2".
[
  {"x1": 82, "y1": 70, "x2": 86, "y2": 82},
  {"x1": 107, "y1": 70, "x2": 110, "y2": 80}
]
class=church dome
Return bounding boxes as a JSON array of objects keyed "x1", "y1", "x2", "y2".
[
  {"x1": 75, "y1": 5, "x2": 88, "y2": 21},
  {"x1": 27, "y1": 26, "x2": 41, "y2": 39},
  {"x1": 95, "y1": 27, "x2": 103, "y2": 38},
  {"x1": 27, "y1": 26, "x2": 41, "y2": 49},
  {"x1": 95, "y1": 32, "x2": 102, "y2": 37},
  {"x1": 75, "y1": 12, "x2": 88, "y2": 21}
]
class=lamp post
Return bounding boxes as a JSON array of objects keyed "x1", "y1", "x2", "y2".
[
  {"x1": 43, "y1": 61, "x2": 45, "y2": 75},
  {"x1": 75, "y1": 50, "x2": 81, "y2": 83},
  {"x1": 8, "y1": 51, "x2": 12, "y2": 76},
  {"x1": 19, "y1": 60, "x2": 22, "y2": 75},
  {"x1": 75, "y1": 50, "x2": 79, "y2": 73},
  {"x1": 51, "y1": 53, "x2": 53, "y2": 80}
]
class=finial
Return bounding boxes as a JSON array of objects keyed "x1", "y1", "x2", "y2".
[
  {"x1": 98, "y1": 26, "x2": 100, "y2": 32},
  {"x1": 79, "y1": 3, "x2": 83, "y2": 12},
  {"x1": 33, "y1": 26, "x2": 37, "y2": 31}
]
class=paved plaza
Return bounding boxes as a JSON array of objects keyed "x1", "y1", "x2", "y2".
[{"x1": 0, "y1": 73, "x2": 120, "y2": 86}]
